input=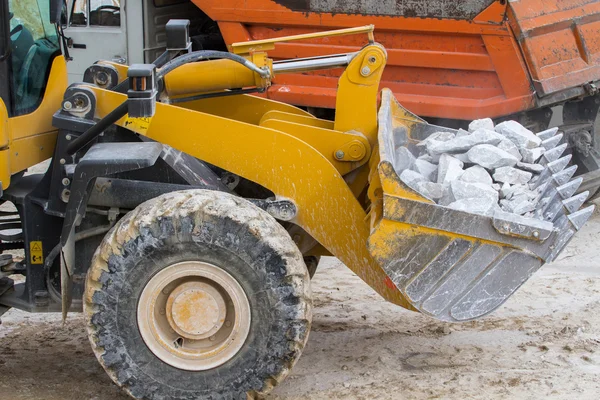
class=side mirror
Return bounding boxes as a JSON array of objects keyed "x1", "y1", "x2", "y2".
[{"x1": 50, "y1": 0, "x2": 64, "y2": 24}]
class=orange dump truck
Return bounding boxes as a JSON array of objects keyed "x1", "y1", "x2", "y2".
[{"x1": 190, "y1": 0, "x2": 600, "y2": 195}]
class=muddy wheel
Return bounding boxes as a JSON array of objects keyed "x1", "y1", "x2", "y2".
[{"x1": 84, "y1": 190, "x2": 312, "y2": 400}]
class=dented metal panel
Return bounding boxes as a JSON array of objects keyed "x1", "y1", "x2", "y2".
[
  {"x1": 508, "y1": 0, "x2": 600, "y2": 96},
  {"x1": 274, "y1": 0, "x2": 496, "y2": 19}
]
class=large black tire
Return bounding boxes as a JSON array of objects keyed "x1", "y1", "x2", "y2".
[{"x1": 84, "y1": 190, "x2": 312, "y2": 399}]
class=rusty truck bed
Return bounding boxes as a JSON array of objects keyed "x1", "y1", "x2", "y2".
[{"x1": 192, "y1": 0, "x2": 600, "y2": 121}]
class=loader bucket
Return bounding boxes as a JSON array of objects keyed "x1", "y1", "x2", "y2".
[{"x1": 368, "y1": 89, "x2": 595, "y2": 322}]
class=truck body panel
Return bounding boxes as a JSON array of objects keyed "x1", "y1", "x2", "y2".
[{"x1": 192, "y1": 0, "x2": 600, "y2": 120}]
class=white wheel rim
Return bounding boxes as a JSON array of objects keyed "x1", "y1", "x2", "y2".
[{"x1": 137, "y1": 261, "x2": 251, "y2": 371}]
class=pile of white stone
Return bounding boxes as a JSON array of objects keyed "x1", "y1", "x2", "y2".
[{"x1": 396, "y1": 118, "x2": 562, "y2": 218}]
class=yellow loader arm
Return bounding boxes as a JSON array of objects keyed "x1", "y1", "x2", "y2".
[{"x1": 65, "y1": 26, "x2": 592, "y2": 321}]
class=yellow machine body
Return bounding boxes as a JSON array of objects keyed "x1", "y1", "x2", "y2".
[
  {"x1": 7, "y1": 26, "x2": 589, "y2": 321},
  {"x1": 0, "y1": 57, "x2": 68, "y2": 190}
]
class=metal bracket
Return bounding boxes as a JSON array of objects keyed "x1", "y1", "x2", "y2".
[
  {"x1": 59, "y1": 142, "x2": 164, "y2": 318},
  {"x1": 59, "y1": 86, "x2": 97, "y2": 120}
]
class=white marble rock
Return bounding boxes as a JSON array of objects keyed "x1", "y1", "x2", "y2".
[
  {"x1": 493, "y1": 166, "x2": 533, "y2": 185},
  {"x1": 495, "y1": 120, "x2": 542, "y2": 149},
  {"x1": 450, "y1": 180, "x2": 499, "y2": 203},
  {"x1": 520, "y1": 146, "x2": 545, "y2": 164},
  {"x1": 412, "y1": 159, "x2": 438, "y2": 181},
  {"x1": 500, "y1": 182, "x2": 512, "y2": 199},
  {"x1": 516, "y1": 161, "x2": 545, "y2": 174},
  {"x1": 500, "y1": 196, "x2": 536, "y2": 215},
  {"x1": 415, "y1": 181, "x2": 445, "y2": 200},
  {"x1": 418, "y1": 153, "x2": 435, "y2": 163},
  {"x1": 460, "y1": 165, "x2": 493, "y2": 186},
  {"x1": 497, "y1": 139, "x2": 523, "y2": 161},
  {"x1": 394, "y1": 146, "x2": 416, "y2": 173},
  {"x1": 468, "y1": 118, "x2": 495, "y2": 133},
  {"x1": 427, "y1": 128, "x2": 504, "y2": 155},
  {"x1": 452, "y1": 153, "x2": 471, "y2": 164},
  {"x1": 437, "y1": 154, "x2": 464, "y2": 184},
  {"x1": 448, "y1": 197, "x2": 499, "y2": 217},
  {"x1": 467, "y1": 144, "x2": 519, "y2": 169},
  {"x1": 456, "y1": 128, "x2": 471, "y2": 138},
  {"x1": 416, "y1": 131, "x2": 456, "y2": 148},
  {"x1": 399, "y1": 169, "x2": 428, "y2": 191}
]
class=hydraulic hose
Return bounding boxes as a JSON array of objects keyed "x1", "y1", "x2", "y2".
[
  {"x1": 156, "y1": 50, "x2": 270, "y2": 81},
  {"x1": 66, "y1": 101, "x2": 129, "y2": 155}
]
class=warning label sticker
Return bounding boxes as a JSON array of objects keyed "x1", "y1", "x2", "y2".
[{"x1": 30, "y1": 241, "x2": 43, "y2": 264}]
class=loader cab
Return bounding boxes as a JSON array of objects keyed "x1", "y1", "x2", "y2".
[
  {"x1": 0, "y1": 0, "x2": 66, "y2": 189},
  {"x1": 0, "y1": 0, "x2": 62, "y2": 116}
]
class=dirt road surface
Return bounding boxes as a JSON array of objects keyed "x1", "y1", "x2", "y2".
[{"x1": 0, "y1": 204, "x2": 599, "y2": 400}]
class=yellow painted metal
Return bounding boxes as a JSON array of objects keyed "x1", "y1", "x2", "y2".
[
  {"x1": 231, "y1": 25, "x2": 375, "y2": 55},
  {"x1": 334, "y1": 45, "x2": 387, "y2": 149},
  {"x1": 0, "y1": 56, "x2": 68, "y2": 189},
  {"x1": 178, "y1": 94, "x2": 313, "y2": 124},
  {"x1": 89, "y1": 85, "x2": 410, "y2": 308},
  {"x1": 0, "y1": 99, "x2": 9, "y2": 148},
  {"x1": 164, "y1": 53, "x2": 272, "y2": 97},
  {"x1": 0, "y1": 100, "x2": 8, "y2": 187},
  {"x1": 9, "y1": 132, "x2": 57, "y2": 175},
  {"x1": 259, "y1": 119, "x2": 369, "y2": 174},
  {"x1": 0, "y1": 150, "x2": 9, "y2": 190},
  {"x1": 259, "y1": 111, "x2": 334, "y2": 130}
]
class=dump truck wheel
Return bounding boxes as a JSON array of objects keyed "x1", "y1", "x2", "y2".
[{"x1": 84, "y1": 190, "x2": 312, "y2": 400}]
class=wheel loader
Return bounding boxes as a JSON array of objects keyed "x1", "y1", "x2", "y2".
[{"x1": 0, "y1": 1, "x2": 595, "y2": 399}]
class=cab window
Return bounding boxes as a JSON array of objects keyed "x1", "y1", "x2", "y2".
[
  {"x1": 8, "y1": 0, "x2": 60, "y2": 116},
  {"x1": 70, "y1": 0, "x2": 121, "y2": 27}
]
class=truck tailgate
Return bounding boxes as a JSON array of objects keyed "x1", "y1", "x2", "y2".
[{"x1": 509, "y1": 0, "x2": 600, "y2": 97}]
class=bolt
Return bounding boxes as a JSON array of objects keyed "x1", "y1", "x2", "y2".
[
  {"x1": 225, "y1": 321, "x2": 232, "y2": 328},
  {"x1": 533, "y1": 231, "x2": 540, "y2": 238},
  {"x1": 209, "y1": 335, "x2": 216, "y2": 341},
  {"x1": 59, "y1": 158, "x2": 66, "y2": 165},
  {"x1": 361, "y1": 66, "x2": 371, "y2": 76},
  {"x1": 62, "y1": 178, "x2": 70, "y2": 186},
  {"x1": 368, "y1": 56, "x2": 377, "y2": 64},
  {"x1": 159, "y1": 309, "x2": 166, "y2": 315},
  {"x1": 63, "y1": 101, "x2": 73, "y2": 110},
  {"x1": 335, "y1": 150, "x2": 345, "y2": 160},
  {"x1": 61, "y1": 189, "x2": 70, "y2": 203},
  {"x1": 65, "y1": 134, "x2": 72, "y2": 141},
  {"x1": 162, "y1": 288, "x2": 169, "y2": 295}
]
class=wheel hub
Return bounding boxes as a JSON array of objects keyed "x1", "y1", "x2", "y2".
[
  {"x1": 167, "y1": 282, "x2": 226, "y2": 339},
  {"x1": 137, "y1": 261, "x2": 251, "y2": 371}
]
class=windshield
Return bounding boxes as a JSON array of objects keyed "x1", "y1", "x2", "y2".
[
  {"x1": 8, "y1": 0, "x2": 60, "y2": 115},
  {"x1": 9, "y1": 0, "x2": 58, "y2": 43}
]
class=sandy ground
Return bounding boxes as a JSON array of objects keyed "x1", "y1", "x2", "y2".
[{"x1": 0, "y1": 203, "x2": 599, "y2": 399}]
